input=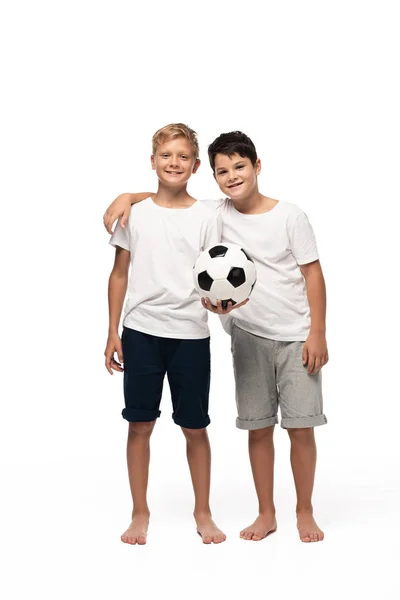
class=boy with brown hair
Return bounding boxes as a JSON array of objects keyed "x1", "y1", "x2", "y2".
[{"x1": 105, "y1": 124, "x2": 228, "y2": 545}]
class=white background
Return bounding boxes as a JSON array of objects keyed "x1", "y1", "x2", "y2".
[{"x1": 1, "y1": 0, "x2": 399, "y2": 598}]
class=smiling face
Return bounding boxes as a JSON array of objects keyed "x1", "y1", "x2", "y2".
[
  {"x1": 151, "y1": 136, "x2": 200, "y2": 187},
  {"x1": 214, "y1": 153, "x2": 261, "y2": 200}
]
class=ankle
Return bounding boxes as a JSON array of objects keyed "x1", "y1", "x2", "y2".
[
  {"x1": 296, "y1": 505, "x2": 313, "y2": 515},
  {"x1": 259, "y1": 507, "x2": 276, "y2": 518},
  {"x1": 132, "y1": 508, "x2": 150, "y2": 519},
  {"x1": 193, "y1": 509, "x2": 212, "y2": 520}
]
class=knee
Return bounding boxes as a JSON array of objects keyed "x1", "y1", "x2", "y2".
[
  {"x1": 287, "y1": 427, "x2": 314, "y2": 443},
  {"x1": 249, "y1": 425, "x2": 275, "y2": 442},
  {"x1": 181, "y1": 427, "x2": 207, "y2": 441},
  {"x1": 128, "y1": 421, "x2": 156, "y2": 437}
]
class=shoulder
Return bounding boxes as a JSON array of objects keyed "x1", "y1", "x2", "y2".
[
  {"x1": 198, "y1": 198, "x2": 228, "y2": 214},
  {"x1": 278, "y1": 200, "x2": 304, "y2": 219}
]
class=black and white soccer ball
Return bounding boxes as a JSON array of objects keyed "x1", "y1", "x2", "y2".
[{"x1": 194, "y1": 243, "x2": 257, "y2": 308}]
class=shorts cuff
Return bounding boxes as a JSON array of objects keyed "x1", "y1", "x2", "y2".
[
  {"x1": 122, "y1": 408, "x2": 161, "y2": 422},
  {"x1": 236, "y1": 415, "x2": 278, "y2": 430},
  {"x1": 281, "y1": 414, "x2": 327, "y2": 429},
  {"x1": 173, "y1": 415, "x2": 211, "y2": 429}
]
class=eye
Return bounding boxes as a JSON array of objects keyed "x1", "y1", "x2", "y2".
[
  {"x1": 181, "y1": 155, "x2": 188, "y2": 159},
  {"x1": 237, "y1": 165, "x2": 244, "y2": 170},
  {"x1": 162, "y1": 153, "x2": 169, "y2": 158},
  {"x1": 218, "y1": 170, "x2": 227, "y2": 175}
]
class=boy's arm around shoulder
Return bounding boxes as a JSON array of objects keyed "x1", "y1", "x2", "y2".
[
  {"x1": 103, "y1": 192, "x2": 154, "y2": 234},
  {"x1": 104, "y1": 245, "x2": 130, "y2": 374}
]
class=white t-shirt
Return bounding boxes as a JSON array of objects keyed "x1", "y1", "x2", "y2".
[
  {"x1": 110, "y1": 197, "x2": 222, "y2": 339},
  {"x1": 202, "y1": 199, "x2": 319, "y2": 341}
]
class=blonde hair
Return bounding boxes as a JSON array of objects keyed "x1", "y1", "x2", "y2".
[{"x1": 152, "y1": 123, "x2": 199, "y2": 160}]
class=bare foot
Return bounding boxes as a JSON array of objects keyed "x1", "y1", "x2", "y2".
[
  {"x1": 240, "y1": 513, "x2": 277, "y2": 541},
  {"x1": 195, "y1": 513, "x2": 226, "y2": 544},
  {"x1": 121, "y1": 513, "x2": 150, "y2": 545},
  {"x1": 297, "y1": 510, "x2": 324, "y2": 543}
]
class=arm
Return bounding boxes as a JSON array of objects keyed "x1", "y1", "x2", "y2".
[
  {"x1": 103, "y1": 192, "x2": 154, "y2": 234},
  {"x1": 300, "y1": 260, "x2": 329, "y2": 374},
  {"x1": 104, "y1": 246, "x2": 131, "y2": 374}
]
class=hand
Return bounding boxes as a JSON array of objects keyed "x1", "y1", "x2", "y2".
[
  {"x1": 302, "y1": 332, "x2": 329, "y2": 375},
  {"x1": 104, "y1": 333, "x2": 124, "y2": 374},
  {"x1": 103, "y1": 194, "x2": 132, "y2": 234},
  {"x1": 201, "y1": 297, "x2": 249, "y2": 314}
]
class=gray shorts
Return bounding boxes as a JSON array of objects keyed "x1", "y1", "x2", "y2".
[{"x1": 231, "y1": 324, "x2": 327, "y2": 430}]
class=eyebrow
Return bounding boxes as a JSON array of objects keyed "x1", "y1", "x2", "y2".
[{"x1": 216, "y1": 160, "x2": 246, "y2": 171}]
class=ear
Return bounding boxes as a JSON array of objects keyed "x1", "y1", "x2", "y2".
[
  {"x1": 255, "y1": 158, "x2": 261, "y2": 176},
  {"x1": 151, "y1": 155, "x2": 156, "y2": 170},
  {"x1": 192, "y1": 158, "x2": 201, "y2": 174}
]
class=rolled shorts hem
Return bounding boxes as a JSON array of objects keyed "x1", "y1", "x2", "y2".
[
  {"x1": 236, "y1": 416, "x2": 279, "y2": 430},
  {"x1": 280, "y1": 414, "x2": 327, "y2": 429},
  {"x1": 173, "y1": 415, "x2": 211, "y2": 429},
  {"x1": 122, "y1": 408, "x2": 161, "y2": 422}
]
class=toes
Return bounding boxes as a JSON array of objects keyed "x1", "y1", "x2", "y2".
[
  {"x1": 301, "y1": 532, "x2": 311, "y2": 542},
  {"x1": 202, "y1": 535, "x2": 212, "y2": 544},
  {"x1": 251, "y1": 534, "x2": 263, "y2": 541},
  {"x1": 137, "y1": 535, "x2": 147, "y2": 545}
]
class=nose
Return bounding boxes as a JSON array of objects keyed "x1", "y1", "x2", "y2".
[
  {"x1": 227, "y1": 171, "x2": 238, "y2": 183},
  {"x1": 169, "y1": 155, "x2": 180, "y2": 168}
]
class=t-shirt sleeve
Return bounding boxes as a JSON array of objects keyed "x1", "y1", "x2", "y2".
[
  {"x1": 289, "y1": 212, "x2": 319, "y2": 265},
  {"x1": 109, "y1": 217, "x2": 131, "y2": 251},
  {"x1": 200, "y1": 198, "x2": 227, "y2": 213},
  {"x1": 203, "y1": 213, "x2": 222, "y2": 249}
]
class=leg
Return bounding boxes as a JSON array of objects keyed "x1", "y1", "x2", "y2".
[
  {"x1": 276, "y1": 340, "x2": 327, "y2": 542},
  {"x1": 231, "y1": 325, "x2": 278, "y2": 541},
  {"x1": 121, "y1": 420, "x2": 156, "y2": 545},
  {"x1": 287, "y1": 427, "x2": 324, "y2": 542},
  {"x1": 181, "y1": 427, "x2": 226, "y2": 544},
  {"x1": 167, "y1": 337, "x2": 225, "y2": 544},
  {"x1": 240, "y1": 425, "x2": 277, "y2": 541},
  {"x1": 120, "y1": 328, "x2": 165, "y2": 545}
]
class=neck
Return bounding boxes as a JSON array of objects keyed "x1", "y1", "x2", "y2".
[
  {"x1": 153, "y1": 183, "x2": 194, "y2": 207},
  {"x1": 229, "y1": 186, "x2": 263, "y2": 213}
]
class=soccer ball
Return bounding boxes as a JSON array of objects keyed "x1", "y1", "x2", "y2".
[{"x1": 193, "y1": 243, "x2": 257, "y2": 309}]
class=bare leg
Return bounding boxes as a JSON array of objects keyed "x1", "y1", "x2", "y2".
[
  {"x1": 240, "y1": 425, "x2": 277, "y2": 541},
  {"x1": 287, "y1": 427, "x2": 324, "y2": 542},
  {"x1": 121, "y1": 420, "x2": 156, "y2": 545},
  {"x1": 181, "y1": 427, "x2": 226, "y2": 544}
]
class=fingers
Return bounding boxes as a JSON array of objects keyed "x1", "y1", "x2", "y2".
[
  {"x1": 115, "y1": 339, "x2": 124, "y2": 364},
  {"x1": 104, "y1": 349, "x2": 124, "y2": 374},
  {"x1": 103, "y1": 211, "x2": 117, "y2": 235},
  {"x1": 105, "y1": 350, "x2": 113, "y2": 374},
  {"x1": 306, "y1": 353, "x2": 315, "y2": 374},
  {"x1": 201, "y1": 298, "x2": 218, "y2": 313},
  {"x1": 111, "y1": 357, "x2": 124, "y2": 372},
  {"x1": 302, "y1": 345, "x2": 308, "y2": 367},
  {"x1": 201, "y1": 297, "x2": 250, "y2": 314},
  {"x1": 120, "y1": 210, "x2": 129, "y2": 229},
  {"x1": 313, "y1": 356, "x2": 322, "y2": 375}
]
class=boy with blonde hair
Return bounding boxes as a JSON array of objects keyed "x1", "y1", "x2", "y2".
[
  {"x1": 105, "y1": 124, "x2": 233, "y2": 545},
  {"x1": 104, "y1": 130, "x2": 328, "y2": 544}
]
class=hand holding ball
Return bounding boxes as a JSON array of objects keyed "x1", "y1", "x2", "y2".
[{"x1": 193, "y1": 243, "x2": 257, "y2": 309}]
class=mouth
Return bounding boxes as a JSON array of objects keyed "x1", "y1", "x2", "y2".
[
  {"x1": 165, "y1": 171, "x2": 183, "y2": 175},
  {"x1": 228, "y1": 181, "x2": 243, "y2": 189}
]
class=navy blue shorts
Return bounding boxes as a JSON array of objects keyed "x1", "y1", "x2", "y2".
[{"x1": 121, "y1": 327, "x2": 211, "y2": 429}]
